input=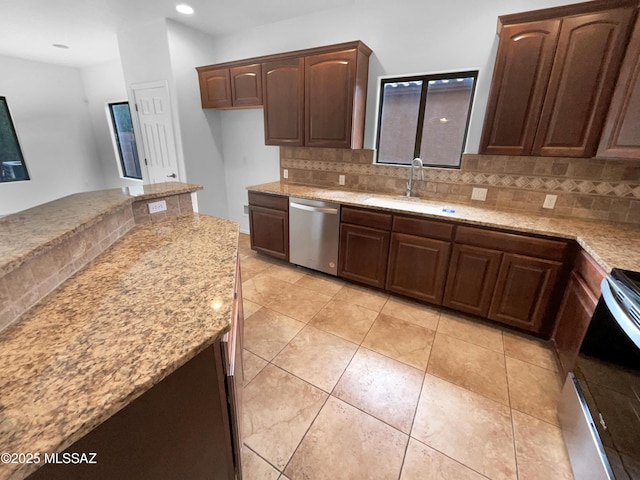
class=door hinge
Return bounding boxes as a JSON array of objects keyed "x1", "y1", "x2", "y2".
[
  {"x1": 135, "y1": 104, "x2": 139, "y2": 112},
  {"x1": 144, "y1": 158, "x2": 148, "y2": 166}
]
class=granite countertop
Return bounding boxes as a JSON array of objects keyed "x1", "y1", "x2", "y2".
[
  {"x1": 248, "y1": 181, "x2": 640, "y2": 273},
  {"x1": 0, "y1": 182, "x2": 202, "y2": 277},
  {"x1": 0, "y1": 213, "x2": 238, "y2": 480}
]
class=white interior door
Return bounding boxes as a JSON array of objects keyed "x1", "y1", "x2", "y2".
[{"x1": 132, "y1": 82, "x2": 180, "y2": 183}]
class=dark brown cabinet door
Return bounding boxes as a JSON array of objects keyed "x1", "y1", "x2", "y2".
[
  {"x1": 263, "y1": 57, "x2": 305, "y2": 146},
  {"x1": 532, "y1": 7, "x2": 635, "y2": 157},
  {"x1": 305, "y1": 49, "x2": 357, "y2": 148},
  {"x1": 489, "y1": 253, "x2": 562, "y2": 334},
  {"x1": 597, "y1": 16, "x2": 640, "y2": 159},
  {"x1": 386, "y1": 233, "x2": 451, "y2": 304},
  {"x1": 338, "y1": 224, "x2": 390, "y2": 289},
  {"x1": 480, "y1": 19, "x2": 560, "y2": 155},
  {"x1": 230, "y1": 64, "x2": 263, "y2": 107},
  {"x1": 442, "y1": 244, "x2": 502, "y2": 317},
  {"x1": 249, "y1": 206, "x2": 289, "y2": 260},
  {"x1": 198, "y1": 68, "x2": 232, "y2": 108},
  {"x1": 552, "y1": 271, "x2": 598, "y2": 376}
]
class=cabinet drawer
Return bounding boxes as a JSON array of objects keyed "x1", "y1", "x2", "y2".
[
  {"x1": 393, "y1": 215, "x2": 454, "y2": 241},
  {"x1": 248, "y1": 191, "x2": 288, "y2": 211},
  {"x1": 455, "y1": 225, "x2": 568, "y2": 261},
  {"x1": 342, "y1": 207, "x2": 392, "y2": 230}
]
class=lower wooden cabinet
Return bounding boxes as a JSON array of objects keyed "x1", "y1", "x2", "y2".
[
  {"x1": 552, "y1": 249, "x2": 606, "y2": 375},
  {"x1": 553, "y1": 271, "x2": 598, "y2": 375},
  {"x1": 247, "y1": 194, "x2": 578, "y2": 337},
  {"x1": 248, "y1": 192, "x2": 289, "y2": 260},
  {"x1": 338, "y1": 224, "x2": 390, "y2": 288},
  {"x1": 27, "y1": 343, "x2": 240, "y2": 480},
  {"x1": 442, "y1": 225, "x2": 570, "y2": 335},
  {"x1": 443, "y1": 244, "x2": 502, "y2": 317},
  {"x1": 488, "y1": 253, "x2": 562, "y2": 334},
  {"x1": 386, "y1": 232, "x2": 451, "y2": 304}
]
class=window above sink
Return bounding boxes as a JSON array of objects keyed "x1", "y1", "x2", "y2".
[{"x1": 375, "y1": 71, "x2": 478, "y2": 169}]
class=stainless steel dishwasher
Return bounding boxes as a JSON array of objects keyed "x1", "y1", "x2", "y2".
[{"x1": 289, "y1": 197, "x2": 341, "y2": 276}]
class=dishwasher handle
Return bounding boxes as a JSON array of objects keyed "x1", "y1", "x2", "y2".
[{"x1": 290, "y1": 201, "x2": 339, "y2": 215}]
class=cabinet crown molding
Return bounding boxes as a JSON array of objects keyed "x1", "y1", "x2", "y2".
[
  {"x1": 196, "y1": 40, "x2": 372, "y2": 72},
  {"x1": 497, "y1": 0, "x2": 638, "y2": 33}
]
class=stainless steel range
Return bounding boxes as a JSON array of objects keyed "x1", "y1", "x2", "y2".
[{"x1": 558, "y1": 269, "x2": 640, "y2": 479}]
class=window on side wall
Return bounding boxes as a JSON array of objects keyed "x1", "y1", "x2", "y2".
[
  {"x1": 108, "y1": 102, "x2": 142, "y2": 180},
  {"x1": 375, "y1": 71, "x2": 478, "y2": 168},
  {"x1": 0, "y1": 96, "x2": 30, "y2": 182}
]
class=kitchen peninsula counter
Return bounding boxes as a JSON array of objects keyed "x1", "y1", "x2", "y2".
[
  {"x1": 248, "y1": 181, "x2": 640, "y2": 273},
  {"x1": 0, "y1": 213, "x2": 239, "y2": 480},
  {"x1": 0, "y1": 182, "x2": 202, "y2": 277}
]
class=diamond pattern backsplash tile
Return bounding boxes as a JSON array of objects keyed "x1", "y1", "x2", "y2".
[{"x1": 280, "y1": 148, "x2": 640, "y2": 224}]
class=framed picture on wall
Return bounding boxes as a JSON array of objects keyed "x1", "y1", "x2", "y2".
[{"x1": 0, "y1": 96, "x2": 29, "y2": 182}]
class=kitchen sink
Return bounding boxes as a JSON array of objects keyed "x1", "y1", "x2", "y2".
[{"x1": 362, "y1": 196, "x2": 456, "y2": 215}]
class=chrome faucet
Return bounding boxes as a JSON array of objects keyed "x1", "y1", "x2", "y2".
[{"x1": 406, "y1": 157, "x2": 425, "y2": 197}]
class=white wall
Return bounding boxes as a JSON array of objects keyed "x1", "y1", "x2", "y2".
[
  {"x1": 220, "y1": 109, "x2": 279, "y2": 232},
  {"x1": 0, "y1": 55, "x2": 105, "y2": 216},
  {"x1": 117, "y1": 19, "x2": 188, "y2": 183},
  {"x1": 203, "y1": 0, "x2": 588, "y2": 228},
  {"x1": 166, "y1": 20, "x2": 229, "y2": 219},
  {"x1": 81, "y1": 59, "x2": 141, "y2": 189}
]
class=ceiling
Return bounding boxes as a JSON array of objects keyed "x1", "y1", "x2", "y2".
[{"x1": 0, "y1": 0, "x2": 355, "y2": 68}]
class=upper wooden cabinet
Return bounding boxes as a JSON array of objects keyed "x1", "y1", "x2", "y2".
[
  {"x1": 480, "y1": 1, "x2": 637, "y2": 157},
  {"x1": 597, "y1": 15, "x2": 640, "y2": 159},
  {"x1": 263, "y1": 42, "x2": 371, "y2": 149},
  {"x1": 198, "y1": 68, "x2": 232, "y2": 109},
  {"x1": 304, "y1": 48, "x2": 369, "y2": 148},
  {"x1": 197, "y1": 63, "x2": 262, "y2": 109},
  {"x1": 263, "y1": 58, "x2": 305, "y2": 146},
  {"x1": 480, "y1": 19, "x2": 561, "y2": 156},
  {"x1": 230, "y1": 64, "x2": 263, "y2": 107},
  {"x1": 197, "y1": 41, "x2": 371, "y2": 149}
]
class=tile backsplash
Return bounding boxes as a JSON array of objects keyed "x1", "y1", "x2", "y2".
[{"x1": 280, "y1": 147, "x2": 640, "y2": 225}]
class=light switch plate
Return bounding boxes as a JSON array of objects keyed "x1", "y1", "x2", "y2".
[
  {"x1": 283, "y1": 169, "x2": 289, "y2": 179},
  {"x1": 148, "y1": 200, "x2": 167, "y2": 214},
  {"x1": 471, "y1": 187, "x2": 488, "y2": 201},
  {"x1": 543, "y1": 194, "x2": 557, "y2": 209},
  {"x1": 339, "y1": 174, "x2": 345, "y2": 186}
]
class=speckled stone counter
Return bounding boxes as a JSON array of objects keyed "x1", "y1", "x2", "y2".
[
  {"x1": 0, "y1": 182, "x2": 202, "y2": 277},
  {"x1": 248, "y1": 181, "x2": 640, "y2": 273},
  {"x1": 0, "y1": 213, "x2": 239, "y2": 480},
  {"x1": 0, "y1": 183, "x2": 203, "y2": 331}
]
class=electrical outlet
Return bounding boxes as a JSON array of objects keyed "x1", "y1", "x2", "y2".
[
  {"x1": 243, "y1": 205, "x2": 249, "y2": 215},
  {"x1": 283, "y1": 169, "x2": 289, "y2": 179},
  {"x1": 543, "y1": 194, "x2": 557, "y2": 209},
  {"x1": 148, "y1": 200, "x2": 167, "y2": 214},
  {"x1": 339, "y1": 174, "x2": 345, "y2": 186},
  {"x1": 471, "y1": 187, "x2": 488, "y2": 201}
]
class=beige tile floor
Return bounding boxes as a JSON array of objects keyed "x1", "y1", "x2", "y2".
[{"x1": 237, "y1": 233, "x2": 574, "y2": 480}]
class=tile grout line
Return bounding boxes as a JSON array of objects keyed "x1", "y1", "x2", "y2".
[
  {"x1": 242, "y1": 443, "x2": 283, "y2": 477},
  {"x1": 503, "y1": 330, "x2": 521, "y2": 480}
]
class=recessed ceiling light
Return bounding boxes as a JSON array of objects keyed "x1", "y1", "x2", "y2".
[
  {"x1": 52, "y1": 43, "x2": 70, "y2": 49},
  {"x1": 439, "y1": 118, "x2": 449, "y2": 123},
  {"x1": 176, "y1": 4, "x2": 194, "y2": 14}
]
